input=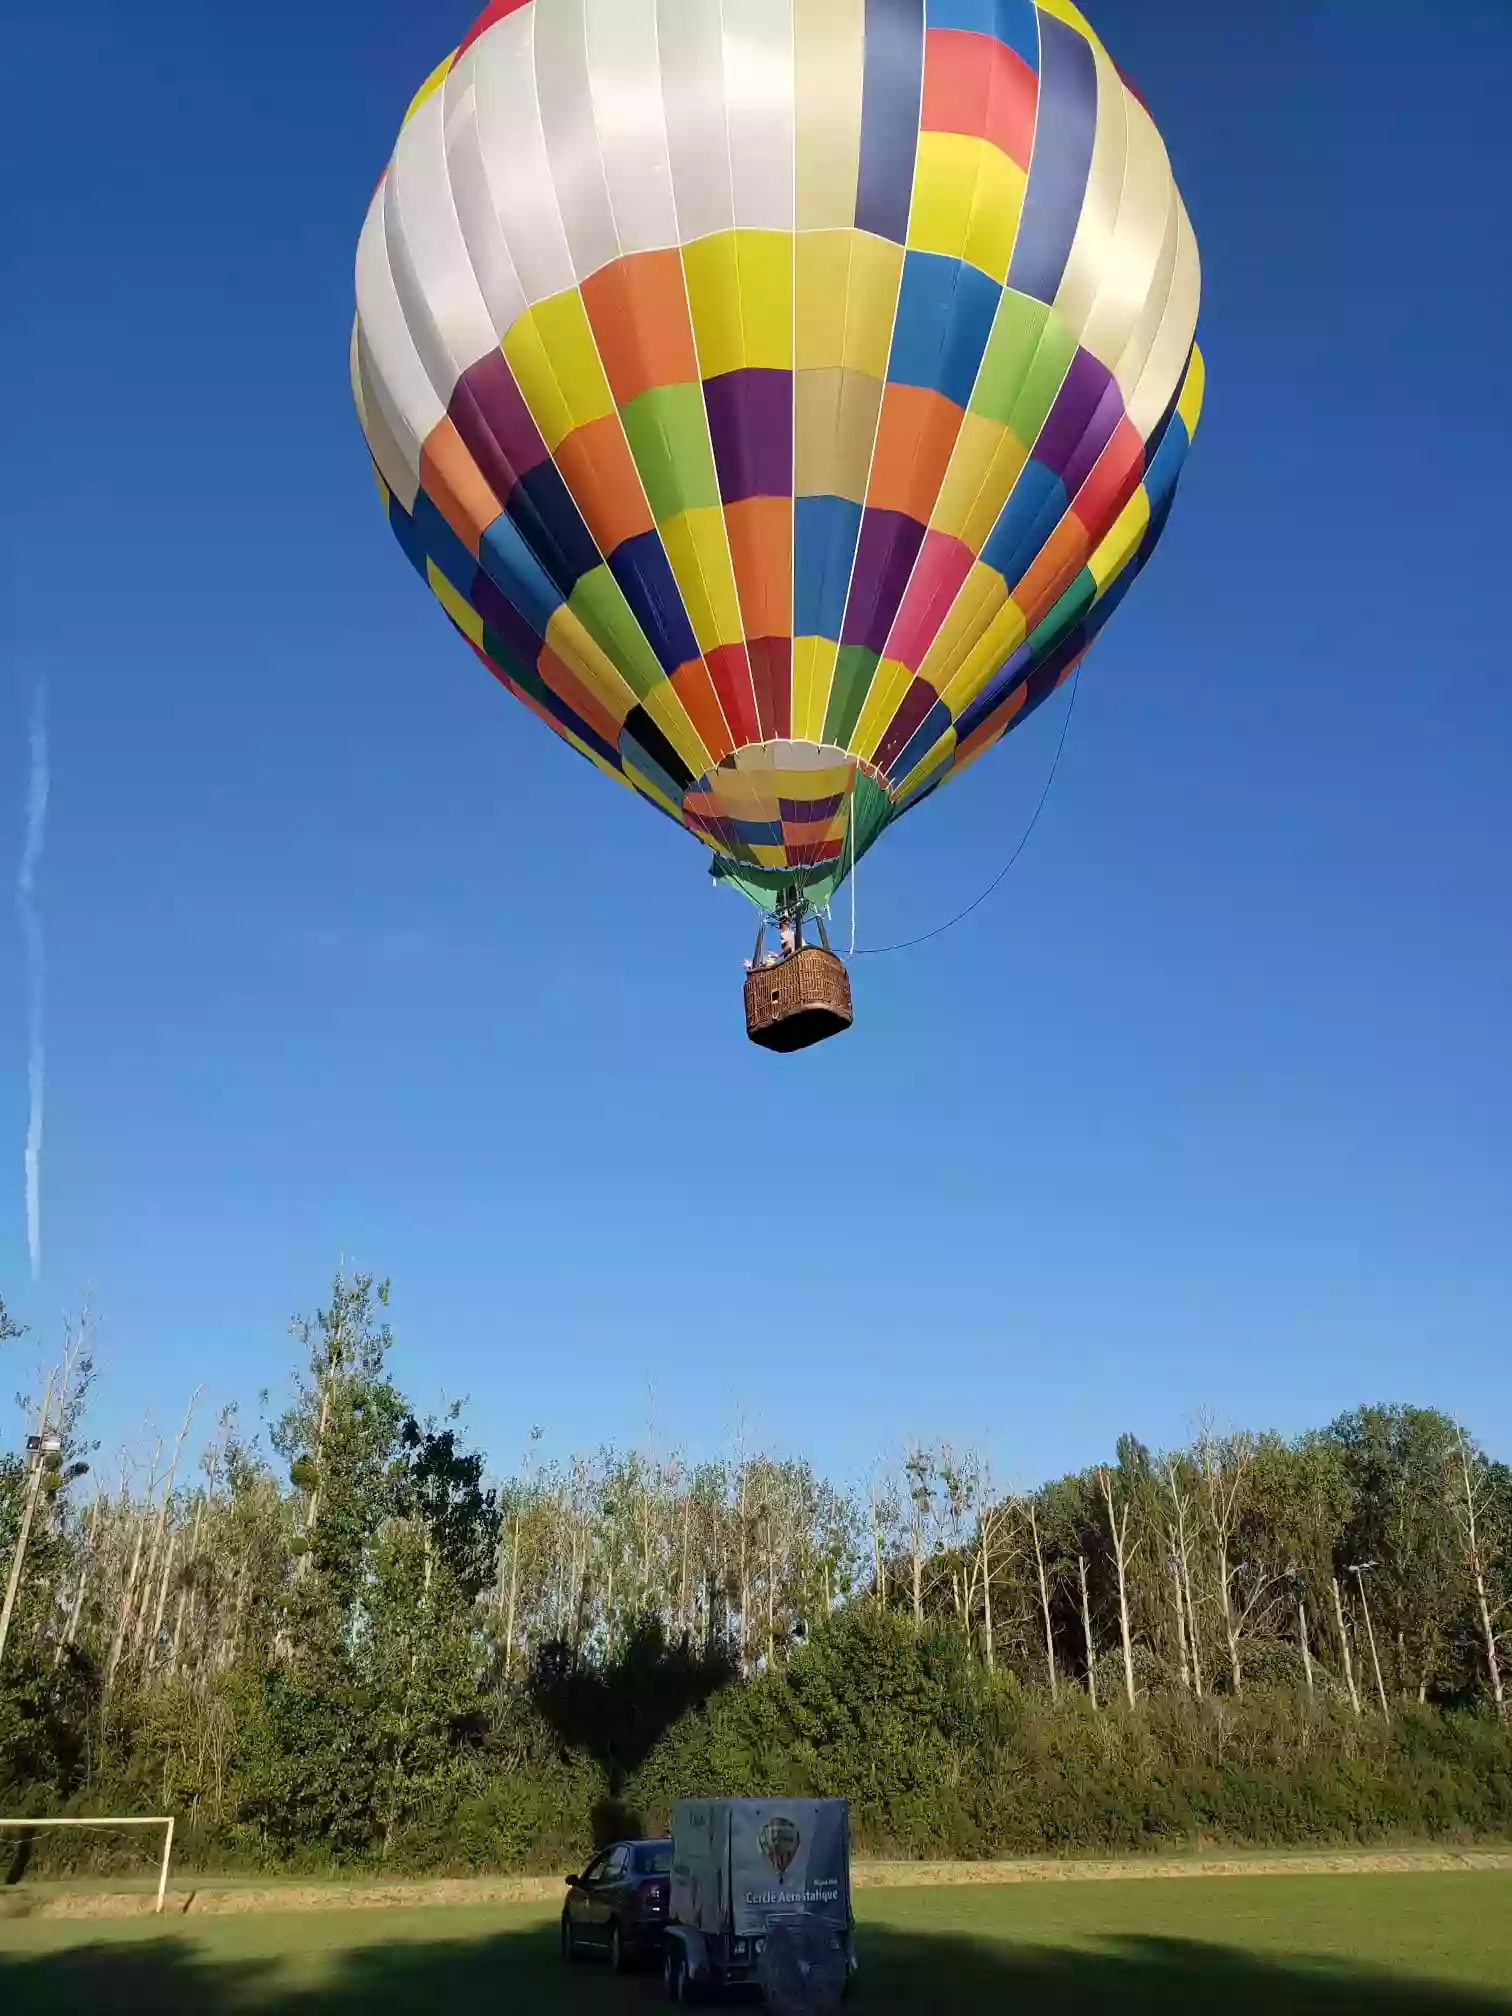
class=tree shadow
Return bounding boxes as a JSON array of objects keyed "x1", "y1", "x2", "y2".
[
  {"x1": 0, "y1": 1918, "x2": 1509, "y2": 2014},
  {"x1": 0, "y1": 1933, "x2": 280, "y2": 2014}
]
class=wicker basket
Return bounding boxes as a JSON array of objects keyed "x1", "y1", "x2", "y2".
[{"x1": 744, "y1": 946, "x2": 854, "y2": 1053}]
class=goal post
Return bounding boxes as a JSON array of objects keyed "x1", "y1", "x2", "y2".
[{"x1": 0, "y1": 1815, "x2": 177, "y2": 1914}]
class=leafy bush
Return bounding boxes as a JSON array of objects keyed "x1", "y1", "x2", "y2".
[
  {"x1": 625, "y1": 1609, "x2": 1512, "y2": 1862},
  {"x1": 389, "y1": 1758, "x2": 605, "y2": 1874}
]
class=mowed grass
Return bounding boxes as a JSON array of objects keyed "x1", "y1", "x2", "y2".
[{"x1": 2, "y1": 1872, "x2": 1511, "y2": 2012}]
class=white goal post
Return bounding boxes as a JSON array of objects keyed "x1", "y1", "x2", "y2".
[{"x1": 0, "y1": 1815, "x2": 177, "y2": 1915}]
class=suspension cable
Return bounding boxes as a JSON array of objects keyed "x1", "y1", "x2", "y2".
[{"x1": 849, "y1": 670, "x2": 1080, "y2": 959}]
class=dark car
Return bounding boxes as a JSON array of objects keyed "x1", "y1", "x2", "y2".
[{"x1": 561, "y1": 1837, "x2": 673, "y2": 1972}]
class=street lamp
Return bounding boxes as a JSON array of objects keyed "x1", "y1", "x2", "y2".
[{"x1": 1347, "y1": 1560, "x2": 1390, "y2": 1720}]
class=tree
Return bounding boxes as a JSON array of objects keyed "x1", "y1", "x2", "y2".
[
  {"x1": 1025, "y1": 1498, "x2": 1058, "y2": 1699},
  {"x1": 1330, "y1": 1406, "x2": 1467, "y2": 1703},
  {"x1": 1195, "y1": 1421, "x2": 1285, "y2": 1698},
  {"x1": 1250, "y1": 1434, "x2": 1351, "y2": 1697},
  {"x1": 867, "y1": 1465, "x2": 900, "y2": 1611},
  {"x1": 5, "y1": 1267, "x2": 1512, "y2": 1873},
  {"x1": 367, "y1": 1509, "x2": 486, "y2": 1861},
  {"x1": 397, "y1": 1409, "x2": 500, "y2": 1604},
  {"x1": 1078, "y1": 1554, "x2": 1098, "y2": 1710},
  {"x1": 239, "y1": 1272, "x2": 413, "y2": 1852},
  {"x1": 277, "y1": 1271, "x2": 403, "y2": 1606},
  {"x1": 903, "y1": 1444, "x2": 935, "y2": 1632},
  {"x1": 1160, "y1": 1454, "x2": 1204, "y2": 1696},
  {"x1": 1098, "y1": 1465, "x2": 1138, "y2": 1709},
  {"x1": 0, "y1": 1314, "x2": 95, "y2": 1805},
  {"x1": 1447, "y1": 1426, "x2": 1508, "y2": 1715}
]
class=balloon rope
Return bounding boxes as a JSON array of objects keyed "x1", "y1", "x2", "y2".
[
  {"x1": 850, "y1": 669, "x2": 1080, "y2": 959},
  {"x1": 847, "y1": 786, "x2": 858, "y2": 959}
]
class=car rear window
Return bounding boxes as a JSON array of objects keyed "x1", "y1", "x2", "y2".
[{"x1": 633, "y1": 1843, "x2": 672, "y2": 1875}]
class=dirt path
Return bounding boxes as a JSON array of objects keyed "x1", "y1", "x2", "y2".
[
  {"x1": 853, "y1": 1847, "x2": 1512, "y2": 1888},
  {"x1": 9, "y1": 1847, "x2": 1511, "y2": 1922}
]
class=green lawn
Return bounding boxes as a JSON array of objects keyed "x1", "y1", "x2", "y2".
[{"x1": 2, "y1": 1873, "x2": 1510, "y2": 2011}]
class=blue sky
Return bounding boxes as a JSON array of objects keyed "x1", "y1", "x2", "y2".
[{"x1": 4, "y1": 0, "x2": 1509, "y2": 1490}]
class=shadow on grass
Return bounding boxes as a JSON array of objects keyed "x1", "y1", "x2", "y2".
[{"x1": 0, "y1": 1919, "x2": 1508, "y2": 2014}]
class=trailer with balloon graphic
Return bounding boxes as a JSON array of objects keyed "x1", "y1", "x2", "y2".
[{"x1": 663, "y1": 1796, "x2": 854, "y2": 2005}]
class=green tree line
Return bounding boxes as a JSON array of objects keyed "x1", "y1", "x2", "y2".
[{"x1": 1, "y1": 1276, "x2": 1508, "y2": 1873}]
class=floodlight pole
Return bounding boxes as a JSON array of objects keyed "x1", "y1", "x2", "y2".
[
  {"x1": 0, "y1": 1374, "x2": 55, "y2": 1672},
  {"x1": 1349, "y1": 1561, "x2": 1390, "y2": 1721}
]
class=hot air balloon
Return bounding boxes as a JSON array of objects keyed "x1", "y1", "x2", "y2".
[
  {"x1": 759, "y1": 1813, "x2": 802, "y2": 1885},
  {"x1": 352, "y1": 0, "x2": 1203, "y2": 1050}
]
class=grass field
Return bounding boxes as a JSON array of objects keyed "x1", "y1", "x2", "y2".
[{"x1": 2, "y1": 1872, "x2": 1510, "y2": 2011}]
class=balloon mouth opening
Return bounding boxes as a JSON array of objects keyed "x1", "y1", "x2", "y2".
[
  {"x1": 690, "y1": 740, "x2": 890, "y2": 815},
  {"x1": 685, "y1": 741, "x2": 889, "y2": 893}
]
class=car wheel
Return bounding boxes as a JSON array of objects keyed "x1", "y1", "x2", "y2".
[
  {"x1": 561, "y1": 1911, "x2": 579, "y2": 1964},
  {"x1": 608, "y1": 1921, "x2": 628, "y2": 1974}
]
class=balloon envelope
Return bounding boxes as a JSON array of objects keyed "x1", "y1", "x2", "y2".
[{"x1": 353, "y1": 0, "x2": 1204, "y2": 911}]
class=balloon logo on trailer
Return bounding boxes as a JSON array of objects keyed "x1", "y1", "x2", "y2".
[{"x1": 759, "y1": 1815, "x2": 802, "y2": 1887}]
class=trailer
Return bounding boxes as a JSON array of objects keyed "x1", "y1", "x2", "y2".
[{"x1": 662, "y1": 1797, "x2": 855, "y2": 2004}]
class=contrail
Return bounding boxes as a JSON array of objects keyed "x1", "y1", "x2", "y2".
[{"x1": 18, "y1": 683, "x2": 47, "y2": 1280}]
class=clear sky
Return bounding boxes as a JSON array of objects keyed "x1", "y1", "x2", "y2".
[{"x1": 4, "y1": 1, "x2": 1509, "y2": 1490}]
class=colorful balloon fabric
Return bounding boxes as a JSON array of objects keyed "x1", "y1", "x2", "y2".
[{"x1": 353, "y1": 0, "x2": 1204, "y2": 911}]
